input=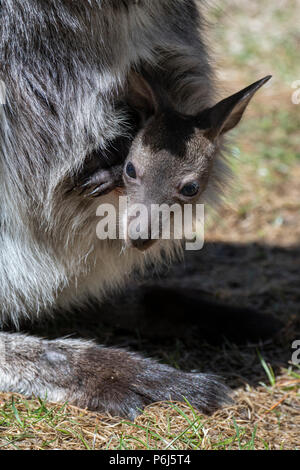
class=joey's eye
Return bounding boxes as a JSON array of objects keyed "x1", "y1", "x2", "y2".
[
  {"x1": 126, "y1": 162, "x2": 137, "y2": 179},
  {"x1": 180, "y1": 182, "x2": 200, "y2": 197}
]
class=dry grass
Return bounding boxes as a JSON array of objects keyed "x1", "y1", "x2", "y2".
[
  {"x1": 1, "y1": 0, "x2": 300, "y2": 451},
  {"x1": 1, "y1": 370, "x2": 299, "y2": 450}
]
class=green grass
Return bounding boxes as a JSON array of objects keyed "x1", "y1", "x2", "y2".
[
  {"x1": 0, "y1": 394, "x2": 271, "y2": 450},
  {"x1": 257, "y1": 350, "x2": 276, "y2": 388},
  {"x1": 111, "y1": 404, "x2": 261, "y2": 451},
  {"x1": 0, "y1": 396, "x2": 90, "y2": 450}
]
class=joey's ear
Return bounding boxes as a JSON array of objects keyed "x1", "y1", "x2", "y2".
[
  {"x1": 203, "y1": 76, "x2": 272, "y2": 140},
  {"x1": 126, "y1": 71, "x2": 160, "y2": 122},
  {"x1": 127, "y1": 70, "x2": 171, "y2": 122}
]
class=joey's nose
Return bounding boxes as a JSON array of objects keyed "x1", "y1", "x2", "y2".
[{"x1": 130, "y1": 238, "x2": 156, "y2": 252}]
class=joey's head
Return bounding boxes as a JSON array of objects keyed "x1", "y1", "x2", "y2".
[{"x1": 122, "y1": 72, "x2": 271, "y2": 251}]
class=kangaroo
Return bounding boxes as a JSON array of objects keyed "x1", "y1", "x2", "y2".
[{"x1": 0, "y1": 0, "x2": 272, "y2": 419}]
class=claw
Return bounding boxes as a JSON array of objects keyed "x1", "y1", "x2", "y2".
[{"x1": 84, "y1": 186, "x2": 102, "y2": 197}]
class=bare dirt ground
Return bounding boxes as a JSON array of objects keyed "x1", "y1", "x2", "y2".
[{"x1": 0, "y1": 0, "x2": 299, "y2": 450}]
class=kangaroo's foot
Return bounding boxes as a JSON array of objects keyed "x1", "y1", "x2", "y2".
[{"x1": 0, "y1": 332, "x2": 231, "y2": 419}]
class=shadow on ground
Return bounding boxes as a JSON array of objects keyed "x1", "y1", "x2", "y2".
[{"x1": 11, "y1": 241, "x2": 300, "y2": 391}]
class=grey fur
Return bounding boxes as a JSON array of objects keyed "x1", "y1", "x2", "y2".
[
  {"x1": 0, "y1": 332, "x2": 230, "y2": 419},
  {"x1": 0, "y1": 0, "x2": 214, "y2": 323},
  {"x1": 0, "y1": 0, "x2": 234, "y2": 417}
]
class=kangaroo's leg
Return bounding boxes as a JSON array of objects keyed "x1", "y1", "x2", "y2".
[{"x1": 0, "y1": 332, "x2": 230, "y2": 419}]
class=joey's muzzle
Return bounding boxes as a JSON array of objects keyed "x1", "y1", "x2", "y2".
[
  {"x1": 124, "y1": 199, "x2": 184, "y2": 251},
  {"x1": 125, "y1": 205, "x2": 159, "y2": 252}
]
